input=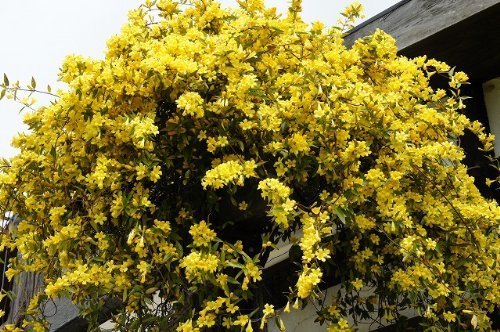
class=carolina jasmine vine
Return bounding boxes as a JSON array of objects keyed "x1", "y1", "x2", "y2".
[{"x1": 0, "y1": 0, "x2": 498, "y2": 331}]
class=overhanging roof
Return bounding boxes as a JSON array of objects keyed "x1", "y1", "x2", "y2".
[{"x1": 345, "y1": 0, "x2": 500, "y2": 82}]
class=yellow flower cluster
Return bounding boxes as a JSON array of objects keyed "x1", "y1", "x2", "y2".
[
  {"x1": 189, "y1": 220, "x2": 216, "y2": 246},
  {"x1": 242, "y1": 262, "x2": 262, "y2": 290},
  {"x1": 299, "y1": 211, "x2": 331, "y2": 263},
  {"x1": 180, "y1": 251, "x2": 219, "y2": 282},
  {"x1": 296, "y1": 267, "x2": 323, "y2": 299},
  {"x1": 45, "y1": 264, "x2": 112, "y2": 298},
  {"x1": 177, "y1": 91, "x2": 205, "y2": 118},
  {"x1": 202, "y1": 159, "x2": 257, "y2": 189},
  {"x1": 0, "y1": 0, "x2": 498, "y2": 330},
  {"x1": 258, "y1": 178, "x2": 296, "y2": 228}
]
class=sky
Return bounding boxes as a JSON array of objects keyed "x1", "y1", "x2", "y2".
[{"x1": 0, "y1": 0, "x2": 400, "y2": 159}]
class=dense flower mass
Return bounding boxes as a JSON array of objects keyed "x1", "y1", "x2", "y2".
[{"x1": 0, "y1": 0, "x2": 498, "y2": 331}]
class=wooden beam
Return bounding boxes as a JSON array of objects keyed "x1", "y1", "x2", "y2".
[
  {"x1": 345, "y1": 0, "x2": 500, "y2": 51},
  {"x1": 4, "y1": 260, "x2": 44, "y2": 326},
  {"x1": 52, "y1": 297, "x2": 120, "y2": 332}
]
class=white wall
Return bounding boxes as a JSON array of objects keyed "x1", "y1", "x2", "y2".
[
  {"x1": 483, "y1": 78, "x2": 500, "y2": 157},
  {"x1": 267, "y1": 284, "x2": 417, "y2": 332}
]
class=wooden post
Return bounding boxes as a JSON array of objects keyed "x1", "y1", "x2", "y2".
[{"x1": 5, "y1": 264, "x2": 44, "y2": 326}]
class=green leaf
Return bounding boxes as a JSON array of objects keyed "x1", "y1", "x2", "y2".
[
  {"x1": 335, "y1": 207, "x2": 347, "y2": 223},
  {"x1": 237, "y1": 139, "x2": 244, "y2": 152},
  {"x1": 3, "y1": 73, "x2": 8, "y2": 86},
  {"x1": 31, "y1": 76, "x2": 36, "y2": 89},
  {"x1": 226, "y1": 261, "x2": 244, "y2": 269},
  {"x1": 89, "y1": 219, "x2": 98, "y2": 232},
  {"x1": 5, "y1": 291, "x2": 14, "y2": 301},
  {"x1": 0, "y1": 89, "x2": 5, "y2": 100},
  {"x1": 145, "y1": 287, "x2": 158, "y2": 295}
]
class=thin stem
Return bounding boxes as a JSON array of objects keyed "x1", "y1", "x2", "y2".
[{"x1": 1, "y1": 85, "x2": 59, "y2": 99}]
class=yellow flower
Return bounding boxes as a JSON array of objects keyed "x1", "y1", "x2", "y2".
[
  {"x1": 263, "y1": 303, "x2": 274, "y2": 317},
  {"x1": 137, "y1": 261, "x2": 150, "y2": 283},
  {"x1": 177, "y1": 319, "x2": 200, "y2": 332},
  {"x1": 443, "y1": 311, "x2": 456, "y2": 322},
  {"x1": 233, "y1": 315, "x2": 249, "y2": 327},
  {"x1": 238, "y1": 201, "x2": 248, "y2": 211},
  {"x1": 157, "y1": 0, "x2": 178, "y2": 15},
  {"x1": 351, "y1": 278, "x2": 363, "y2": 291},
  {"x1": 260, "y1": 303, "x2": 275, "y2": 329}
]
